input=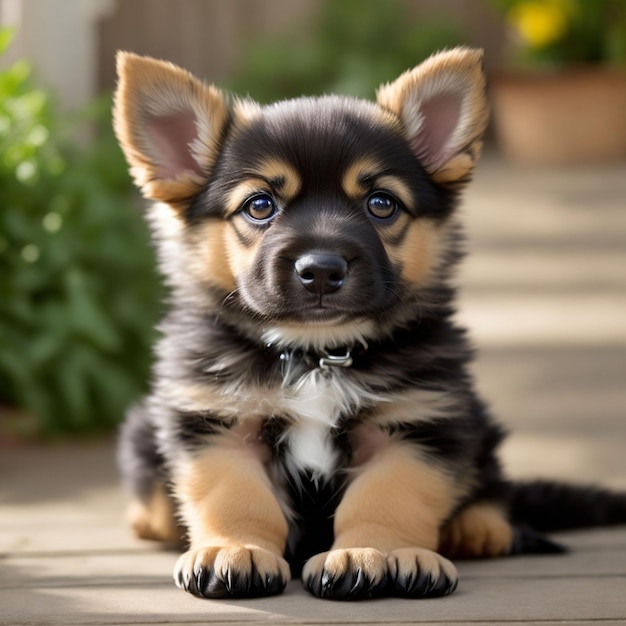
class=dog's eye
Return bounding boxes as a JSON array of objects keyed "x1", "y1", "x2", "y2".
[
  {"x1": 366, "y1": 192, "x2": 400, "y2": 222},
  {"x1": 242, "y1": 194, "x2": 278, "y2": 224}
]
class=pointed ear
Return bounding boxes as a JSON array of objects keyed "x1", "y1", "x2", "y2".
[
  {"x1": 377, "y1": 47, "x2": 488, "y2": 186},
  {"x1": 113, "y1": 51, "x2": 229, "y2": 207}
]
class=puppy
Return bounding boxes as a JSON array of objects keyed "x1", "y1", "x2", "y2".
[{"x1": 113, "y1": 48, "x2": 626, "y2": 600}]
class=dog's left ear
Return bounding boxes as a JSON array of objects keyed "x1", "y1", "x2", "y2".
[{"x1": 377, "y1": 47, "x2": 488, "y2": 186}]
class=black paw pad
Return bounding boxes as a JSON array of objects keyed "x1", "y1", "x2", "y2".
[
  {"x1": 305, "y1": 565, "x2": 387, "y2": 600},
  {"x1": 392, "y1": 567, "x2": 457, "y2": 598},
  {"x1": 388, "y1": 548, "x2": 458, "y2": 599},
  {"x1": 174, "y1": 547, "x2": 289, "y2": 599},
  {"x1": 302, "y1": 549, "x2": 388, "y2": 601},
  {"x1": 192, "y1": 569, "x2": 285, "y2": 598}
]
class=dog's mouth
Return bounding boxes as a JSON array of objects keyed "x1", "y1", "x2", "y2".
[
  {"x1": 297, "y1": 301, "x2": 349, "y2": 316},
  {"x1": 273, "y1": 300, "x2": 378, "y2": 324},
  {"x1": 261, "y1": 316, "x2": 376, "y2": 354}
]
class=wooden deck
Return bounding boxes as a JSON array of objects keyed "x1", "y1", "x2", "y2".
[{"x1": 2, "y1": 156, "x2": 626, "y2": 624}]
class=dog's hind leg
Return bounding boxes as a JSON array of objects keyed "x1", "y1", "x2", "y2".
[
  {"x1": 118, "y1": 401, "x2": 184, "y2": 545},
  {"x1": 439, "y1": 500, "x2": 566, "y2": 558},
  {"x1": 126, "y1": 483, "x2": 184, "y2": 545},
  {"x1": 439, "y1": 502, "x2": 514, "y2": 558}
]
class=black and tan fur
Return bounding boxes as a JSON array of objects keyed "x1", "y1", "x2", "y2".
[{"x1": 114, "y1": 48, "x2": 626, "y2": 600}]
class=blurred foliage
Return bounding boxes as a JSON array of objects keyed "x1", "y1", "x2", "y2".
[
  {"x1": 491, "y1": 0, "x2": 626, "y2": 66},
  {"x1": 0, "y1": 29, "x2": 160, "y2": 438},
  {"x1": 230, "y1": 0, "x2": 467, "y2": 101}
]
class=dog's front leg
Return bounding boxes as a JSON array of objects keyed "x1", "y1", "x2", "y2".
[
  {"x1": 303, "y1": 443, "x2": 459, "y2": 600},
  {"x1": 173, "y1": 446, "x2": 290, "y2": 598}
]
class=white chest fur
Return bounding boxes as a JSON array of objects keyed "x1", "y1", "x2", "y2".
[{"x1": 279, "y1": 369, "x2": 364, "y2": 480}]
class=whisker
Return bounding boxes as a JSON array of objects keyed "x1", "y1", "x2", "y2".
[{"x1": 216, "y1": 288, "x2": 240, "y2": 322}]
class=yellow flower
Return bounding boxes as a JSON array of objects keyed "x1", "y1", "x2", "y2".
[{"x1": 507, "y1": 1, "x2": 568, "y2": 48}]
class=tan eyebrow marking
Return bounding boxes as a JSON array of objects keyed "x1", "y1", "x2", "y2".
[
  {"x1": 224, "y1": 159, "x2": 302, "y2": 217},
  {"x1": 342, "y1": 157, "x2": 383, "y2": 198},
  {"x1": 342, "y1": 158, "x2": 415, "y2": 212},
  {"x1": 255, "y1": 159, "x2": 302, "y2": 201}
]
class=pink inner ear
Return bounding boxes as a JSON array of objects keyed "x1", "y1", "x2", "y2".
[
  {"x1": 146, "y1": 113, "x2": 202, "y2": 179},
  {"x1": 414, "y1": 92, "x2": 462, "y2": 169}
]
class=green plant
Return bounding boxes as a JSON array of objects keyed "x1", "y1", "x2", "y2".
[
  {"x1": 230, "y1": 0, "x2": 466, "y2": 101},
  {"x1": 491, "y1": 0, "x2": 626, "y2": 67},
  {"x1": 0, "y1": 29, "x2": 160, "y2": 437}
]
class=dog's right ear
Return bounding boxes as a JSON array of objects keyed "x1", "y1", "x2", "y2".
[{"x1": 113, "y1": 51, "x2": 229, "y2": 208}]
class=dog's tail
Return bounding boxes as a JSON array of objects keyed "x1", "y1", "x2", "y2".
[
  {"x1": 510, "y1": 480, "x2": 626, "y2": 531},
  {"x1": 507, "y1": 480, "x2": 626, "y2": 555}
]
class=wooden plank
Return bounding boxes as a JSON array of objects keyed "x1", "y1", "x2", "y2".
[{"x1": 2, "y1": 574, "x2": 626, "y2": 624}]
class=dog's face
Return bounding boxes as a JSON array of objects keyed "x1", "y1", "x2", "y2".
[{"x1": 114, "y1": 49, "x2": 488, "y2": 349}]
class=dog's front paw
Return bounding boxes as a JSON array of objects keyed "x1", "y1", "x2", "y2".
[
  {"x1": 302, "y1": 548, "x2": 389, "y2": 600},
  {"x1": 388, "y1": 548, "x2": 458, "y2": 598},
  {"x1": 174, "y1": 546, "x2": 290, "y2": 598}
]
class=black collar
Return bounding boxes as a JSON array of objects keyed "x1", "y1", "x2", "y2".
[{"x1": 277, "y1": 343, "x2": 367, "y2": 372}]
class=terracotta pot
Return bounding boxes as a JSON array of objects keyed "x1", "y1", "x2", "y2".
[{"x1": 490, "y1": 67, "x2": 626, "y2": 165}]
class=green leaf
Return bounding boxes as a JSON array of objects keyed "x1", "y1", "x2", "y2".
[{"x1": 64, "y1": 267, "x2": 122, "y2": 353}]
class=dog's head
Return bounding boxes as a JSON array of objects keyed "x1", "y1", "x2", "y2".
[{"x1": 113, "y1": 49, "x2": 488, "y2": 350}]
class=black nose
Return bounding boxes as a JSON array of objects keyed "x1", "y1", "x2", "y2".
[{"x1": 295, "y1": 252, "x2": 347, "y2": 295}]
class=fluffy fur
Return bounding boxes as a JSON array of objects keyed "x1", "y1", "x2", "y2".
[{"x1": 114, "y1": 48, "x2": 626, "y2": 600}]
